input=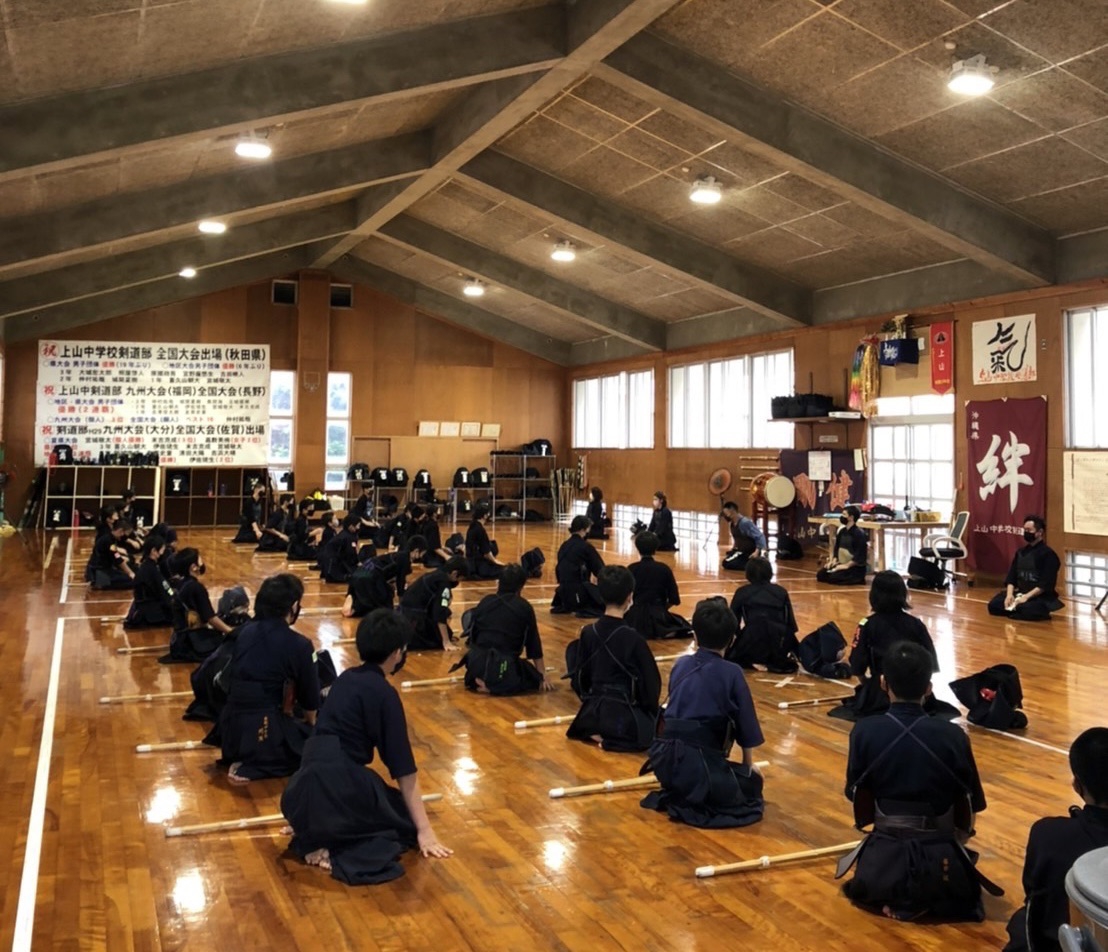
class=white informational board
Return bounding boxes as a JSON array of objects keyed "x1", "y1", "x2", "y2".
[
  {"x1": 35, "y1": 340, "x2": 270, "y2": 466},
  {"x1": 808, "y1": 450, "x2": 832, "y2": 482},
  {"x1": 417, "y1": 421, "x2": 440, "y2": 437},
  {"x1": 460, "y1": 421, "x2": 481, "y2": 438},
  {"x1": 1063, "y1": 451, "x2": 1108, "y2": 536},
  {"x1": 439, "y1": 421, "x2": 461, "y2": 438}
]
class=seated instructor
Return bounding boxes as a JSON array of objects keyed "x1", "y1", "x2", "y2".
[
  {"x1": 816, "y1": 505, "x2": 868, "y2": 586},
  {"x1": 987, "y1": 514, "x2": 1063, "y2": 621},
  {"x1": 720, "y1": 501, "x2": 767, "y2": 573}
]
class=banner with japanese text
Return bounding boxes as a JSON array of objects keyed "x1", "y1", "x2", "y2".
[
  {"x1": 35, "y1": 340, "x2": 270, "y2": 466},
  {"x1": 966, "y1": 397, "x2": 1046, "y2": 574},
  {"x1": 780, "y1": 449, "x2": 865, "y2": 546},
  {"x1": 930, "y1": 321, "x2": 953, "y2": 394},
  {"x1": 972, "y1": 314, "x2": 1037, "y2": 385}
]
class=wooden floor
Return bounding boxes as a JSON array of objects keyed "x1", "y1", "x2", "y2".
[{"x1": 2, "y1": 523, "x2": 1105, "y2": 951}]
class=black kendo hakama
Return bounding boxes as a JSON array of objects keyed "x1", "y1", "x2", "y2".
[
  {"x1": 397, "y1": 569, "x2": 455, "y2": 650},
  {"x1": 160, "y1": 577, "x2": 225, "y2": 663},
  {"x1": 123, "y1": 557, "x2": 174, "y2": 628},
  {"x1": 624, "y1": 556, "x2": 691, "y2": 640},
  {"x1": 551, "y1": 534, "x2": 605, "y2": 616},
  {"x1": 453, "y1": 592, "x2": 544, "y2": 695}
]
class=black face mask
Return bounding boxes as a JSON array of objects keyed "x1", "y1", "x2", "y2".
[
  {"x1": 392, "y1": 647, "x2": 408, "y2": 674},
  {"x1": 1023, "y1": 531, "x2": 1037, "y2": 543},
  {"x1": 840, "y1": 516, "x2": 849, "y2": 525}
]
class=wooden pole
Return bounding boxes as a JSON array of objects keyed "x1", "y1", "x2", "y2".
[
  {"x1": 165, "y1": 794, "x2": 444, "y2": 837},
  {"x1": 552, "y1": 762, "x2": 770, "y2": 799},
  {"x1": 135, "y1": 740, "x2": 209, "y2": 753},
  {"x1": 400, "y1": 676, "x2": 461, "y2": 689},
  {"x1": 116, "y1": 644, "x2": 169, "y2": 655},
  {"x1": 99, "y1": 690, "x2": 193, "y2": 704},
  {"x1": 777, "y1": 694, "x2": 853, "y2": 709},
  {"x1": 695, "y1": 840, "x2": 860, "y2": 878},
  {"x1": 514, "y1": 714, "x2": 573, "y2": 729},
  {"x1": 653, "y1": 653, "x2": 690, "y2": 663}
]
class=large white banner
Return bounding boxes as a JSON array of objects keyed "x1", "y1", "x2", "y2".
[
  {"x1": 35, "y1": 340, "x2": 270, "y2": 466},
  {"x1": 972, "y1": 314, "x2": 1037, "y2": 385}
]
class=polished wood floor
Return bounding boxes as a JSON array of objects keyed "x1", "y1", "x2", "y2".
[{"x1": 2, "y1": 523, "x2": 1106, "y2": 951}]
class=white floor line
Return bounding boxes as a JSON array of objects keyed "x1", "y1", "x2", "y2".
[
  {"x1": 58, "y1": 537, "x2": 73, "y2": 605},
  {"x1": 965, "y1": 721, "x2": 1069, "y2": 756},
  {"x1": 12, "y1": 617, "x2": 65, "y2": 952}
]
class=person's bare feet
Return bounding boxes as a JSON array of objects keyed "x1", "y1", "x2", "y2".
[
  {"x1": 474, "y1": 678, "x2": 490, "y2": 694},
  {"x1": 227, "y1": 762, "x2": 251, "y2": 785},
  {"x1": 304, "y1": 848, "x2": 332, "y2": 871}
]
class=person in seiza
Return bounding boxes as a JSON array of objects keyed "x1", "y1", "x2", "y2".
[
  {"x1": 350, "y1": 481, "x2": 379, "y2": 540},
  {"x1": 564, "y1": 565, "x2": 661, "y2": 753},
  {"x1": 287, "y1": 498, "x2": 323, "y2": 562},
  {"x1": 551, "y1": 515, "x2": 605, "y2": 617},
  {"x1": 280, "y1": 609, "x2": 452, "y2": 885},
  {"x1": 397, "y1": 556, "x2": 468, "y2": 652},
  {"x1": 257, "y1": 493, "x2": 294, "y2": 552},
  {"x1": 453, "y1": 563, "x2": 554, "y2": 695},
  {"x1": 641, "y1": 596, "x2": 765, "y2": 829},
  {"x1": 623, "y1": 530, "x2": 691, "y2": 640},
  {"x1": 644, "y1": 490, "x2": 677, "y2": 551},
  {"x1": 586, "y1": 486, "x2": 609, "y2": 540},
  {"x1": 836, "y1": 641, "x2": 999, "y2": 923},
  {"x1": 1004, "y1": 726, "x2": 1108, "y2": 952},
  {"x1": 816, "y1": 504, "x2": 868, "y2": 585},
  {"x1": 319, "y1": 514, "x2": 361, "y2": 584},
  {"x1": 720, "y1": 501, "x2": 767, "y2": 573},
  {"x1": 123, "y1": 533, "x2": 175, "y2": 628},
  {"x1": 232, "y1": 482, "x2": 266, "y2": 544},
  {"x1": 213, "y1": 572, "x2": 319, "y2": 784},
  {"x1": 161, "y1": 547, "x2": 234, "y2": 664},
  {"x1": 987, "y1": 514, "x2": 1063, "y2": 621},
  {"x1": 465, "y1": 502, "x2": 505, "y2": 580}
]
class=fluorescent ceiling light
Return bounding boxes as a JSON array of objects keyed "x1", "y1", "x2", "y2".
[
  {"x1": 179, "y1": 267, "x2": 197, "y2": 279},
  {"x1": 463, "y1": 278, "x2": 486, "y2": 298},
  {"x1": 551, "y1": 240, "x2": 576, "y2": 262},
  {"x1": 234, "y1": 133, "x2": 272, "y2": 160},
  {"x1": 689, "y1": 175, "x2": 722, "y2": 205},
  {"x1": 197, "y1": 220, "x2": 227, "y2": 235},
  {"x1": 948, "y1": 55, "x2": 996, "y2": 96}
]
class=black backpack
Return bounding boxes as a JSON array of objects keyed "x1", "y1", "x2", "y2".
[
  {"x1": 520, "y1": 547, "x2": 545, "y2": 578},
  {"x1": 950, "y1": 664, "x2": 1028, "y2": 730},
  {"x1": 413, "y1": 470, "x2": 432, "y2": 488},
  {"x1": 472, "y1": 467, "x2": 490, "y2": 487},
  {"x1": 797, "y1": 621, "x2": 851, "y2": 679},
  {"x1": 347, "y1": 462, "x2": 370, "y2": 481},
  {"x1": 453, "y1": 468, "x2": 471, "y2": 488},
  {"x1": 389, "y1": 468, "x2": 409, "y2": 488},
  {"x1": 776, "y1": 533, "x2": 804, "y2": 560}
]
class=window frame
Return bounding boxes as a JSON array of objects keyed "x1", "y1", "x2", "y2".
[
  {"x1": 324, "y1": 371, "x2": 352, "y2": 491},
  {"x1": 572, "y1": 368, "x2": 654, "y2": 449},
  {"x1": 267, "y1": 370, "x2": 295, "y2": 467},
  {"x1": 1066, "y1": 304, "x2": 1108, "y2": 448}
]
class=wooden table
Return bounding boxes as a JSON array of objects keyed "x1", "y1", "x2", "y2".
[{"x1": 808, "y1": 516, "x2": 939, "y2": 573}]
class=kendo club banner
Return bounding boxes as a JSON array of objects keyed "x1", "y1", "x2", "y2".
[
  {"x1": 966, "y1": 397, "x2": 1046, "y2": 575},
  {"x1": 35, "y1": 340, "x2": 271, "y2": 466}
]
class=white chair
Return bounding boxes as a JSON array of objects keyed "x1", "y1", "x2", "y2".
[{"x1": 918, "y1": 511, "x2": 969, "y2": 587}]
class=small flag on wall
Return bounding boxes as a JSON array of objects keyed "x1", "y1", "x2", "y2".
[{"x1": 930, "y1": 321, "x2": 954, "y2": 395}]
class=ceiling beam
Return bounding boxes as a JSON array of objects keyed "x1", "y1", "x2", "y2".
[
  {"x1": 331, "y1": 257, "x2": 571, "y2": 366},
  {"x1": 599, "y1": 34, "x2": 1056, "y2": 286},
  {"x1": 1057, "y1": 228, "x2": 1108, "y2": 285},
  {"x1": 460, "y1": 151, "x2": 812, "y2": 326},
  {"x1": 2, "y1": 243, "x2": 328, "y2": 342},
  {"x1": 0, "y1": 7, "x2": 565, "y2": 178},
  {"x1": 0, "y1": 203, "x2": 357, "y2": 319},
  {"x1": 312, "y1": 0, "x2": 686, "y2": 266},
  {"x1": 377, "y1": 215, "x2": 664, "y2": 350},
  {"x1": 0, "y1": 134, "x2": 430, "y2": 276}
]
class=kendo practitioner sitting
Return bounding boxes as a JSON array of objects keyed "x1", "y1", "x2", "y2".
[
  {"x1": 720, "y1": 501, "x2": 767, "y2": 573},
  {"x1": 453, "y1": 564, "x2": 553, "y2": 695},
  {"x1": 465, "y1": 503, "x2": 505, "y2": 580},
  {"x1": 123, "y1": 534, "x2": 175, "y2": 628},
  {"x1": 836, "y1": 641, "x2": 999, "y2": 922},
  {"x1": 624, "y1": 531, "x2": 691, "y2": 640},
  {"x1": 256, "y1": 493, "x2": 294, "y2": 552},
  {"x1": 161, "y1": 547, "x2": 234, "y2": 663},
  {"x1": 641, "y1": 596, "x2": 765, "y2": 828},
  {"x1": 727, "y1": 556, "x2": 799, "y2": 671},
  {"x1": 287, "y1": 499, "x2": 322, "y2": 561},
  {"x1": 318, "y1": 514, "x2": 361, "y2": 583},
  {"x1": 816, "y1": 505, "x2": 868, "y2": 585},
  {"x1": 418, "y1": 506, "x2": 456, "y2": 568},
  {"x1": 232, "y1": 482, "x2": 267, "y2": 544},
  {"x1": 373, "y1": 508, "x2": 410, "y2": 552},
  {"x1": 397, "y1": 556, "x2": 467, "y2": 651},
  {"x1": 213, "y1": 573, "x2": 319, "y2": 784},
  {"x1": 281, "y1": 609, "x2": 452, "y2": 883},
  {"x1": 1004, "y1": 727, "x2": 1108, "y2": 952},
  {"x1": 586, "y1": 487, "x2": 609, "y2": 540},
  {"x1": 342, "y1": 536, "x2": 426, "y2": 619},
  {"x1": 350, "y1": 481, "x2": 380, "y2": 540},
  {"x1": 182, "y1": 587, "x2": 253, "y2": 723},
  {"x1": 642, "y1": 491, "x2": 677, "y2": 551},
  {"x1": 834, "y1": 571, "x2": 955, "y2": 721},
  {"x1": 87, "y1": 519, "x2": 137, "y2": 589},
  {"x1": 987, "y1": 514, "x2": 1064, "y2": 622},
  {"x1": 551, "y1": 516, "x2": 605, "y2": 617},
  {"x1": 565, "y1": 565, "x2": 661, "y2": 752}
]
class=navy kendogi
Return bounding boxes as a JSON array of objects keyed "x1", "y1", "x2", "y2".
[
  {"x1": 456, "y1": 589, "x2": 546, "y2": 695},
  {"x1": 552, "y1": 530, "x2": 605, "y2": 616},
  {"x1": 642, "y1": 647, "x2": 765, "y2": 828},
  {"x1": 398, "y1": 568, "x2": 458, "y2": 650},
  {"x1": 625, "y1": 555, "x2": 690, "y2": 640}
]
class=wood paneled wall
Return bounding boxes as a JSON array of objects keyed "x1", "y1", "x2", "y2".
[{"x1": 1, "y1": 275, "x2": 567, "y2": 516}]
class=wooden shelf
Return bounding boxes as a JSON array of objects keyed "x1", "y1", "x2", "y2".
[{"x1": 42, "y1": 465, "x2": 160, "y2": 529}]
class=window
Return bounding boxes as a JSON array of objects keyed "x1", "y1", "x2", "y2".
[
  {"x1": 268, "y1": 371, "x2": 295, "y2": 466},
  {"x1": 669, "y1": 349, "x2": 794, "y2": 448},
  {"x1": 1067, "y1": 304, "x2": 1108, "y2": 447},
  {"x1": 572, "y1": 369, "x2": 653, "y2": 448},
  {"x1": 325, "y1": 372, "x2": 351, "y2": 491},
  {"x1": 1066, "y1": 551, "x2": 1108, "y2": 603}
]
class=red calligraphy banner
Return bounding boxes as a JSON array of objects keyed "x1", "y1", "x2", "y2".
[
  {"x1": 930, "y1": 321, "x2": 953, "y2": 395},
  {"x1": 966, "y1": 397, "x2": 1047, "y2": 574}
]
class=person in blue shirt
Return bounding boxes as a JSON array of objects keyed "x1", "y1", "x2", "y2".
[
  {"x1": 720, "y1": 501, "x2": 767, "y2": 572},
  {"x1": 642, "y1": 596, "x2": 765, "y2": 827},
  {"x1": 281, "y1": 609, "x2": 452, "y2": 884}
]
